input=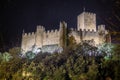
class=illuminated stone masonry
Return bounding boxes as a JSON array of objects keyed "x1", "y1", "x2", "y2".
[{"x1": 21, "y1": 11, "x2": 111, "y2": 54}]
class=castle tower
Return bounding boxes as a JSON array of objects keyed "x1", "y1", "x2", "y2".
[
  {"x1": 98, "y1": 25, "x2": 108, "y2": 44},
  {"x1": 77, "y1": 11, "x2": 96, "y2": 31},
  {"x1": 21, "y1": 30, "x2": 36, "y2": 54},
  {"x1": 35, "y1": 25, "x2": 45, "y2": 48},
  {"x1": 21, "y1": 29, "x2": 25, "y2": 53}
]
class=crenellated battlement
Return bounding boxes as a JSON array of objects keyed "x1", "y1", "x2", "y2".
[
  {"x1": 32, "y1": 32, "x2": 35, "y2": 35},
  {"x1": 37, "y1": 25, "x2": 45, "y2": 29},
  {"x1": 23, "y1": 32, "x2": 35, "y2": 37},
  {"x1": 36, "y1": 25, "x2": 45, "y2": 33},
  {"x1": 70, "y1": 28, "x2": 77, "y2": 32},
  {"x1": 55, "y1": 29, "x2": 58, "y2": 33},
  {"x1": 98, "y1": 25, "x2": 105, "y2": 31},
  {"x1": 46, "y1": 30, "x2": 50, "y2": 34},
  {"x1": 24, "y1": 33, "x2": 27, "y2": 36},
  {"x1": 45, "y1": 29, "x2": 60, "y2": 35},
  {"x1": 84, "y1": 12, "x2": 96, "y2": 16},
  {"x1": 28, "y1": 33, "x2": 31, "y2": 36},
  {"x1": 82, "y1": 29, "x2": 97, "y2": 34}
]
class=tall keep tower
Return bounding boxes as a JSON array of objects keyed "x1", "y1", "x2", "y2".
[{"x1": 77, "y1": 11, "x2": 96, "y2": 31}]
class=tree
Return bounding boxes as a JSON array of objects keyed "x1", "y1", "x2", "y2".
[
  {"x1": 2, "y1": 52, "x2": 13, "y2": 62},
  {"x1": 0, "y1": 52, "x2": 2, "y2": 62},
  {"x1": 104, "y1": 0, "x2": 120, "y2": 43},
  {"x1": 68, "y1": 35, "x2": 76, "y2": 48},
  {"x1": 87, "y1": 60, "x2": 98, "y2": 80},
  {"x1": 112, "y1": 44, "x2": 120, "y2": 61},
  {"x1": 53, "y1": 69, "x2": 70, "y2": 80},
  {"x1": 26, "y1": 51, "x2": 36, "y2": 60},
  {"x1": 60, "y1": 21, "x2": 68, "y2": 49},
  {"x1": 97, "y1": 43, "x2": 114, "y2": 58},
  {"x1": 8, "y1": 47, "x2": 21, "y2": 59}
]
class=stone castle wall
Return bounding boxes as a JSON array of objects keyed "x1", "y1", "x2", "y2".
[
  {"x1": 71, "y1": 24, "x2": 108, "y2": 46},
  {"x1": 21, "y1": 11, "x2": 110, "y2": 54},
  {"x1": 81, "y1": 29, "x2": 99, "y2": 45},
  {"x1": 97, "y1": 25, "x2": 109, "y2": 44},
  {"x1": 69, "y1": 28, "x2": 81, "y2": 44},
  {"x1": 21, "y1": 24, "x2": 63, "y2": 53},
  {"x1": 43, "y1": 29, "x2": 60, "y2": 46}
]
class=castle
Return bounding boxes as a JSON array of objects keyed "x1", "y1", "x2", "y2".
[{"x1": 21, "y1": 11, "x2": 111, "y2": 54}]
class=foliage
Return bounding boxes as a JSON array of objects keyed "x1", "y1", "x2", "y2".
[
  {"x1": 26, "y1": 51, "x2": 36, "y2": 60},
  {"x1": 8, "y1": 47, "x2": 21, "y2": 59},
  {"x1": 97, "y1": 43, "x2": 114, "y2": 57},
  {"x1": 112, "y1": 44, "x2": 120, "y2": 61},
  {"x1": 0, "y1": 52, "x2": 2, "y2": 62},
  {"x1": 0, "y1": 43, "x2": 120, "y2": 80},
  {"x1": 60, "y1": 22, "x2": 68, "y2": 49},
  {"x1": 1, "y1": 52, "x2": 13, "y2": 62},
  {"x1": 68, "y1": 35, "x2": 76, "y2": 49}
]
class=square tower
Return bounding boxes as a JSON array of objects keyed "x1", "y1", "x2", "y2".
[
  {"x1": 77, "y1": 11, "x2": 96, "y2": 31},
  {"x1": 35, "y1": 25, "x2": 45, "y2": 48}
]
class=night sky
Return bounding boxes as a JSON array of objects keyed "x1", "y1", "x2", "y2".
[{"x1": 0, "y1": 0, "x2": 115, "y2": 50}]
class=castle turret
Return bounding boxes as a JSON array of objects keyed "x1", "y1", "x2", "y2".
[
  {"x1": 35, "y1": 25, "x2": 45, "y2": 48},
  {"x1": 98, "y1": 25, "x2": 108, "y2": 44},
  {"x1": 21, "y1": 29, "x2": 25, "y2": 53},
  {"x1": 21, "y1": 29, "x2": 36, "y2": 54},
  {"x1": 98, "y1": 25, "x2": 106, "y2": 33}
]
